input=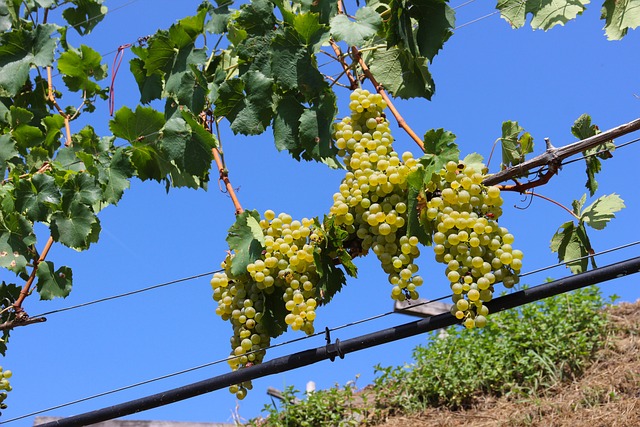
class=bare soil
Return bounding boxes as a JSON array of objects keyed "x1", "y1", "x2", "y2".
[{"x1": 371, "y1": 300, "x2": 640, "y2": 427}]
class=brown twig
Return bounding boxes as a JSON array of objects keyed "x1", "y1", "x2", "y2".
[
  {"x1": 200, "y1": 111, "x2": 244, "y2": 215},
  {"x1": 46, "y1": 66, "x2": 73, "y2": 146},
  {"x1": 0, "y1": 316, "x2": 46, "y2": 331},
  {"x1": 498, "y1": 168, "x2": 556, "y2": 192},
  {"x1": 329, "y1": 40, "x2": 357, "y2": 90},
  {"x1": 351, "y1": 46, "x2": 425, "y2": 151},
  {"x1": 12, "y1": 236, "x2": 55, "y2": 315}
]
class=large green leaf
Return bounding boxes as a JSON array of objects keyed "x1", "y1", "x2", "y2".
[
  {"x1": 50, "y1": 201, "x2": 100, "y2": 249},
  {"x1": 330, "y1": 6, "x2": 382, "y2": 46},
  {"x1": 580, "y1": 193, "x2": 625, "y2": 230},
  {"x1": 226, "y1": 210, "x2": 265, "y2": 277},
  {"x1": 0, "y1": 212, "x2": 35, "y2": 274},
  {"x1": 601, "y1": 0, "x2": 640, "y2": 40},
  {"x1": 205, "y1": 0, "x2": 233, "y2": 34},
  {"x1": 550, "y1": 220, "x2": 592, "y2": 273},
  {"x1": 0, "y1": 134, "x2": 19, "y2": 178},
  {"x1": 98, "y1": 147, "x2": 134, "y2": 204},
  {"x1": 500, "y1": 120, "x2": 534, "y2": 169},
  {"x1": 298, "y1": 90, "x2": 338, "y2": 164},
  {"x1": 497, "y1": 0, "x2": 589, "y2": 30},
  {"x1": 109, "y1": 105, "x2": 165, "y2": 144},
  {"x1": 60, "y1": 172, "x2": 102, "y2": 210},
  {"x1": 367, "y1": 46, "x2": 435, "y2": 100},
  {"x1": 236, "y1": 0, "x2": 276, "y2": 36},
  {"x1": 62, "y1": 0, "x2": 107, "y2": 35},
  {"x1": 160, "y1": 115, "x2": 215, "y2": 178},
  {"x1": 14, "y1": 173, "x2": 60, "y2": 222},
  {"x1": 293, "y1": 12, "x2": 330, "y2": 51},
  {"x1": 410, "y1": 0, "x2": 455, "y2": 61},
  {"x1": 0, "y1": 24, "x2": 58, "y2": 97},
  {"x1": 271, "y1": 27, "x2": 325, "y2": 93},
  {"x1": 273, "y1": 94, "x2": 305, "y2": 153},
  {"x1": 57, "y1": 44, "x2": 107, "y2": 96},
  {"x1": 214, "y1": 71, "x2": 274, "y2": 135},
  {"x1": 36, "y1": 261, "x2": 72, "y2": 300}
]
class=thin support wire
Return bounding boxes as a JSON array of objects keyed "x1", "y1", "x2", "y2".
[{"x1": 32, "y1": 270, "x2": 222, "y2": 318}]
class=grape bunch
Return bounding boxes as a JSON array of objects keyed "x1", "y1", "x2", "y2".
[
  {"x1": 211, "y1": 211, "x2": 323, "y2": 399},
  {"x1": 0, "y1": 366, "x2": 12, "y2": 413},
  {"x1": 423, "y1": 160, "x2": 522, "y2": 328},
  {"x1": 211, "y1": 87, "x2": 523, "y2": 398},
  {"x1": 330, "y1": 88, "x2": 425, "y2": 301}
]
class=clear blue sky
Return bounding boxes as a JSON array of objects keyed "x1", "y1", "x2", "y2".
[{"x1": 1, "y1": 0, "x2": 639, "y2": 425}]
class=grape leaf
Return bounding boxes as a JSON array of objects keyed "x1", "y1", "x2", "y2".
[
  {"x1": 385, "y1": 0, "x2": 454, "y2": 61},
  {"x1": 36, "y1": 261, "x2": 72, "y2": 300},
  {"x1": 0, "y1": 134, "x2": 19, "y2": 178},
  {"x1": 14, "y1": 173, "x2": 60, "y2": 222},
  {"x1": 99, "y1": 147, "x2": 134, "y2": 205},
  {"x1": 261, "y1": 290, "x2": 288, "y2": 338},
  {"x1": 0, "y1": 212, "x2": 35, "y2": 274},
  {"x1": 0, "y1": 24, "x2": 58, "y2": 97},
  {"x1": 601, "y1": 0, "x2": 640, "y2": 40},
  {"x1": 129, "y1": 58, "x2": 164, "y2": 104},
  {"x1": 580, "y1": 193, "x2": 625, "y2": 230},
  {"x1": 0, "y1": 282, "x2": 20, "y2": 355},
  {"x1": 0, "y1": 0, "x2": 14, "y2": 32},
  {"x1": 298, "y1": 90, "x2": 339, "y2": 164},
  {"x1": 271, "y1": 27, "x2": 325, "y2": 93},
  {"x1": 417, "y1": 128, "x2": 459, "y2": 181},
  {"x1": 500, "y1": 120, "x2": 534, "y2": 168},
  {"x1": 550, "y1": 220, "x2": 592, "y2": 273},
  {"x1": 62, "y1": 0, "x2": 107, "y2": 35},
  {"x1": 299, "y1": 0, "x2": 338, "y2": 24},
  {"x1": 60, "y1": 173, "x2": 102, "y2": 210},
  {"x1": 273, "y1": 94, "x2": 305, "y2": 153},
  {"x1": 50, "y1": 201, "x2": 100, "y2": 249},
  {"x1": 293, "y1": 12, "x2": 330, "y2": 51},
  {"x1": 236, "y1": 0, "x2": 277, "y2": 36},
  {"x1": 215, "y1": 71, "x2": 274, "y2": 135},
  {"x1": 367, "y1": 46, "x2": 435, "y2": 100},
  {"x1": 109, "y1": 105, "x2": 165, "y2": 144},
  {"x1": 571, "y1": 113, "x2": 614, "y2": 196},
  {"x1": 226, "y1": 210, "x2": 265, "y2": 277},
  {"x1": 330, "y1": 6, "x2": 382, "y2": 46},
  {"x1": 160, "y1": 115, "x2": 215, "y2": 178},
  {"x1": 205, "y1": 0, "x2": 233, "y2": 34},
  {"x1": 57, "y1": 45, "x2": 107, "y2": 97},
  {"x1": 462, "y1": 153, "x2": 486, "y2": 174},
  {"x1": 409, "y1": 0, "x2": 456, "y2": 62},
  {"x1": 313, "y1": 249, "x2": 347, "y2": 305},
  {"x1": 497, "y1": 0, "x2": 589, "y2": 30}
]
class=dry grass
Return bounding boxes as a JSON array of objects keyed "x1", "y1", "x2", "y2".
[{"x1": 372, "y1": 300, "x2": 640, "y2": 427}]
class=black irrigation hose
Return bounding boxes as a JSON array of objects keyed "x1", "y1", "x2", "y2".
[{"x1": 38, "y1": 256, "x2": 640, "y2": 427}]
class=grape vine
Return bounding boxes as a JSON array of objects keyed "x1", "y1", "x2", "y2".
[{"x1": 0, "y1": 0, "x2": 636, "y2": 412}]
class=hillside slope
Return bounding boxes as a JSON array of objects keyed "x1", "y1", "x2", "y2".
[{"x1": 374, "y1": 300, "x2": 640, "y2": 427}]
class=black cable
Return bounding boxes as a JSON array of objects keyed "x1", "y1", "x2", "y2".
[
  {"x1": 32, "y1": 270, "x2": 222, "y2": 318},
  {"x1": 28, "y1": 256, "x2": 640, "y2": 427}
]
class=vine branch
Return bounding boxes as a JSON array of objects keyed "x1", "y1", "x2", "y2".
[
  {"x1": 12, "y1": 236, "x2": 55, "y2": 316},
  {"x1": 351, "y1": 46, "x2": 425, "y2": 151},
  {"x1": 484, "y1": 117, "x2": 640, "y2": 189},
  {"x1": 201, "y1": 111, "x2": 244, "y2": 215}
]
